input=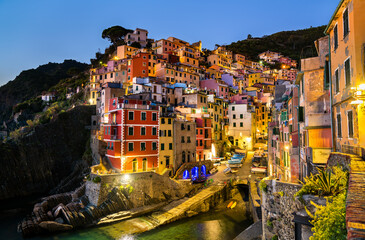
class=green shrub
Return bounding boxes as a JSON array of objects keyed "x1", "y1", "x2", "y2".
[
  {"x1": 309, "y1": 192, "x2": 347, "y2": 240},
  {"x1": 259, "y1": 180, "x2": 268, "y2": 193},
  {"x1": 295, "y1": 166, "x2": 348, "y2": 198},
  {"x1": 92, "y1": 176, "x2": 101, "y2": 183},
  {"x1": 267, "y1": 220, "x2": 273, "y2": 227},
  {"x1": 272, "y1": 235, "x2": 278, "y2": 240}
]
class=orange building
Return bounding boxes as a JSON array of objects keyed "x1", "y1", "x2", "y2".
[{"x1": 127, "y1": 52, "x2": 149, "y2": 82}]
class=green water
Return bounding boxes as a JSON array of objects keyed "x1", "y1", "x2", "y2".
[{"x1": 2, "y1": 205, "x2": 251, "y2": 240}]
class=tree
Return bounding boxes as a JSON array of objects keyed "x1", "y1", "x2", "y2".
[
  {"x1": 101, "y1": 26, "x2": 133, "y2": 45},
  {"x1": 130, "y1": 42, "x2": 141, "y2": 49},
  {"x1": 146, "y1": 41, "x2": 152, "y2": 49},
  {"x1": 247, "y1": 34, "x2": 252, "y2": 39}
]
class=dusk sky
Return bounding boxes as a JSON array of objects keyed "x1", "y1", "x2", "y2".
[{"x1": 0, "y1": 0, "x2": 339, "y2": 86}]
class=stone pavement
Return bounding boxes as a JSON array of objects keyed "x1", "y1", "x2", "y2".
[{"x1": 150, "y1": 184, "x2": 226, "y2": 225}]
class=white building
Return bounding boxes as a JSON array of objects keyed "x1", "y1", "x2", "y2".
[{"x1": 228, "y1": 103, "x2": 255, "y2": 150}]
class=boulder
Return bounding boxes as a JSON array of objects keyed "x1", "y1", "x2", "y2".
[{"x1": 39, "y1": 221, "x2": 73, "y2": 232}]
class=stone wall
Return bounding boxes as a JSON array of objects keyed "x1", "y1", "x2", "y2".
[
  {"x1": 261, "y1": 180, "x2": 303, "y2": 240},
  {"x1": 328, "y1": 152, "x2": 365, "y2": 239},
  {"x1": 86, "y1": 172, "x2": 195, "y2": 207}
]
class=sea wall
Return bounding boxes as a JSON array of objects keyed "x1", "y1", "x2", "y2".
[{"x1": 86, "y1": 172, "x2": 196, "y2": 207}]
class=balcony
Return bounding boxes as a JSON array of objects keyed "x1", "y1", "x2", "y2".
[
  {"x1": 110, "y1": 135, "x2": 120, "y2": 140},
  {"x1": 119, "y1": 103, "x2": 159, "y2": 110}
]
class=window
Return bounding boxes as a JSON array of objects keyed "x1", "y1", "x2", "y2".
[
  {"x1": 240, "y1": 122, "x2": 243, "y2": 127},
  {"x1": 233, "y1": 114, "x2": 236, "y2": 119},
  {"x1": 181, "y1": 136, "x2": 185, "y2": 143},
  {"x1": 334, "y1": 25, "x2": 338, "y2": 50},
  {"x1": 161, "y1": 118, "x2": 165, "y2": 124},
  {"x1": 232, "y1": 106, "x2": 235, "y2": 111},
  {"x1": 233, "y1": 122, "x2": 236, "y2": 127},
  {"x1": 168, "y1": 130, "x2": 172, "y2": 136},
  {"x1": 335, "y1": 69, "x2": 340, "y2": 93},
  {"x1": 152, "y1": 127, "x2": 157, "y2": 135},
  {"x1": 128, "y1": 142, "x2": 134, "y2": 151},
  {"x1": 345, "y1": 58, "x2": 351, "y2": 87},
  {"x1": 169, "y1": 143, "x2": 172, "y2": 150},
  {"x1": 128, "y1": 127, "x2": 134, "y2": 136},
  {"x1": 182, "y1": 151, "x2": 186, "y2": 163},
  {"x1": 324, "y1": 59, "x2": 330, "y2": 90},
  {"x1": 141, "y1": 142, "x2": 146, "y2": 151},
  {"x1": 240, "y1": 114, "x2": 243, "y2": 119},
  {"x1": 337, "y1": 114, "x2": 342, "y2": 138},
  {"x1": 141, "y1": 127, "x2": 146, "y2": 135},
  {"x1": 129, "y1": 111, "x2": 134, "y2": 120},
  {"x1": 168, "y1": 118, "x2": 172, "y2": 124},
  {"x1": 152, "y1": 113, "x2": 157, "y2": 121},
  {"x1": 152, "y1": 142, "x2": 157, "y2": 150},
  {"x1": 348, "y1": 111, "x2": 354, "y2": 138},
  {"x1": 187, "y1": 136, "x2": 191, "y2": 143},
  {"x1": 343, "y1": 8, "x2": 349, "y2": 37},
  {"x1": 187, "y1": 125, "x2": 191, "y2": 131},
  {"x1": 141, "y1": 112, "x2": 146, "y2": 120}
]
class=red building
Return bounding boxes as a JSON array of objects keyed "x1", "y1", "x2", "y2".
[
  {"x1": 104, "y1": 97, "x2": 159, "y2": 172},
  {"x1": 127, "y1": 52, "x2": 149, "y2": 82},
  {"x1": 195, "y1": 117, "x2": 212, "y2": 161}
]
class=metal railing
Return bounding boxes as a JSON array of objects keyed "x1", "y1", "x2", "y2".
[{"x1": 342, "y1": 144, "x2": 365, "y2": 160}]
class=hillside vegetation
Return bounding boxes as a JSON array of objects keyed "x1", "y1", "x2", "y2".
[
  {"x1": 0, "y1": 60, "x2": 89, "y2": 126},
  {"x1": 226, "y1": 25, "x2": 326, "y2": 61}
]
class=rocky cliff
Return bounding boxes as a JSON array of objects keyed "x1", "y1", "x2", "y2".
[{"x1": 0, "y1": 105, "x2": 95, "y2": 207}]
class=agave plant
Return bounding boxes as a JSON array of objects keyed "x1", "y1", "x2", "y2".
[{"x1": 296, "y1": 166, "x2": 348, "y2": 198}]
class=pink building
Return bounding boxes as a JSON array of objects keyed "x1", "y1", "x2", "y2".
[{"x1": 200, "y1": 79, "x2": 229, "y2": 99}]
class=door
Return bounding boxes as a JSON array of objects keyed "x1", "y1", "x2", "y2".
[
  {"x1": 132, "y1": 159, "x2": 137, "y2": 172},
  {"x1": 142, "y1": 158, "x2": 147, "y2": 172},
  {"x1": 166, "y1": 157, "x2": 170, "y2": 168}
]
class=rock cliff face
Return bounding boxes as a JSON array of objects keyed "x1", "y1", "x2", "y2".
[{"x1": 0, "y1": 105, "x2": 95, "y2": 205}]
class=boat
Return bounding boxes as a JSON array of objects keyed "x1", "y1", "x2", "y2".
[
  {"x1": 251, "y1": 166, "x2": 267, "y2": 174},
  {"x1": 223, "y1": 167, "x2": 232, "y2": 174},
  {"x1": 192, "y1": 175, "x2": 207, "y2": 183},
  {"x1": 227, "y1": 201, "x2": 234, "y2": 208},
  {"x1": 228, "y1": 154, "x2": 245, "y2": 165}
]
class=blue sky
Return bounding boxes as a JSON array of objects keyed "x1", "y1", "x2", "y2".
[{"x1": 0, "y1": 0, "x2": 339, "y2": 86}]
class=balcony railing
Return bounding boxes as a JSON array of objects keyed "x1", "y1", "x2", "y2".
[
  {"x1": 342, "y1": 144, "x2": 365, "y2": 160},
  {"x1": 110, "y1": 135, "x2": 119, "y2": 140}
]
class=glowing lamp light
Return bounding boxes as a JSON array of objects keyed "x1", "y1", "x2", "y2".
[
  {"x1": 351, "y1": 99, "x2": 364, "y2": 105},
  {"x1": 285, "y1": 146, "x2": 289, "y2": 150},
  {"x1": 123, "y1": 174, "x2": 130, "y2": 181},
  {"x1": 359, "y1": 84, "x2": 365, "y2": 91},
  {"x1": 89, "y1": 99, "x2": 93, "y2": 104}
]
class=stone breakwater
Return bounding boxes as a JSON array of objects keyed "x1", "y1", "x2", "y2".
[{"x1": 17, "y1": 172, "x2": 204, "y2": 238}]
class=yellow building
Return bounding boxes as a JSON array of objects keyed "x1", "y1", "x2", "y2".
[
  {"x1": 325, "y1": 0, "x2": 365, "y2": 152},
  {"x1": 158, "y1": 108, "x2": 175, "y2": 176},
  {"x1": 89, "y1": 68, "x2": 99, "y2": 105},
  {"x1": 116, "y1": 45, "x2": 139, "y2": 59}
]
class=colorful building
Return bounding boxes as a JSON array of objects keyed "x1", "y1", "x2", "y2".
[
  {"x1": 325, "y1": 0, "x2": 365, "y2": 154},
  {"x1": 104, "y1": 98, "x2": 159, "y2": 172}
]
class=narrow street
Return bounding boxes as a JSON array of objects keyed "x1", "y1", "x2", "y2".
[{"x1": 208, "y1": 150, "x2": 265, "y2": 184}]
